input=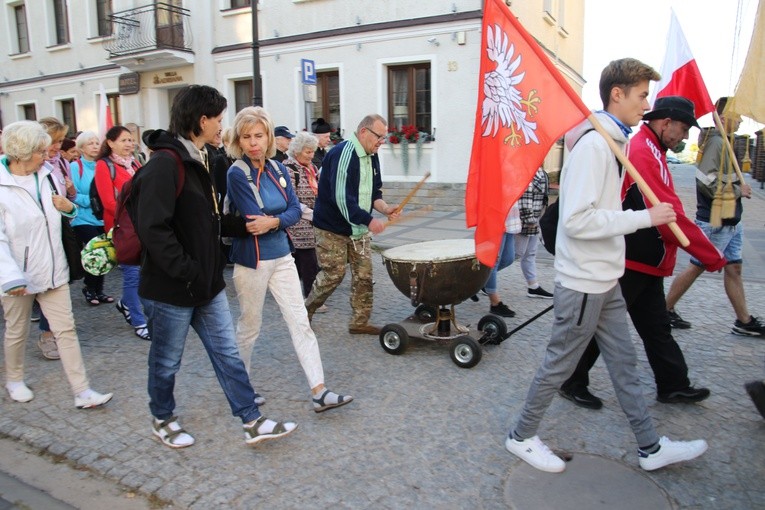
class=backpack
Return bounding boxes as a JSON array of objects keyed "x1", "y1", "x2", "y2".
[
  {"x1": 221, "y1": 158, "x2": 290, "y2": 245},
  {"x1": 539, "y1": 130, "x2": 621, "y2": 255},
  {"x1": 90, "y1": 159, "x2": 117, "y2": 220},
  {"x1": 112, "y1": 149, "x2": 185, "y2": 265}
]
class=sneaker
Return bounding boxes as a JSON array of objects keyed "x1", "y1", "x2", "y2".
[
  {"x1": 731, "y1": 315, "x2": 765, "y2": 337},
  {"x1": 657, "y1": 386, "x2": 710, "y2": 404},
  {"x1": 254, "y1": 392, "x2": 266, "y2": 406},
  {"x1": 744, "y1": 380, "x2": 765, "y2": 419},
  {"x1": 75, "y1": 390, "x2": 113, "y2": 409},
  {"x1": 490, "y1": 302, "x2": 516, "y2": 318},
  {"x1": 558, "y1": 385, "x2": 603, "y2": 410},
  {"x1": 37, "y1": 332, "x2": 60, "y2": 360},
  {"x1": 315, "y1": 304, "x2": 329, "y2": 314},
  {"x1": 527, "y1": 286, "x2": 554, "y2": 299},
  {"x1": 244, "y1": 416, "x2": 297, "y2": 446},
  {"x1": 348, "y1": 324, "x2": 381, "y2": 335},
  {"x1": 153, "y1": 416, "x2": 195, "y2": 448},
  {"x1": 668, "y1": 309, "x2": 691, "y2": 329},
  {"x1": 638, "y1": 436, "x2": 708, "y2": 471},
  {"x1": 6, "y1": 382, "x2": 34, "y2": 403},
  {"x1": 505, "y1": 435, "x2": 566, "y2": 473}
]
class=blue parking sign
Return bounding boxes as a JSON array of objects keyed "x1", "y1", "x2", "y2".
[{"x1": 301, "y1": 59, "x2": 317, "y2": 85}]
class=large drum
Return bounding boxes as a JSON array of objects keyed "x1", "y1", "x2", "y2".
[{"x1": 381, "y1": 239, "x2": 491, "y2": 307}]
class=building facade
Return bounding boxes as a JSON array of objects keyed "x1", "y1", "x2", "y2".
[{"x1": 0, "y1": 0, "x2": 584, "y2": 191}]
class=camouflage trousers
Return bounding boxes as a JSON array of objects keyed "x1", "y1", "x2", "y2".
[{"x1": 305, "y1": 228, "x2": 373, "y2": 328}]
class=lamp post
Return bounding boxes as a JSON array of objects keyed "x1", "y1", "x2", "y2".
[{"x1": 251, "y1": 0, "x2": 263, "y2": 106}]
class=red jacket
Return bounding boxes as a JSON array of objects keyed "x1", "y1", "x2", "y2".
[
  {"x1": 622, "y1": 124, "x2": 725, "y2": 276},
  {"x1": 94, "y1": 158, "x2": 140, "y2": 232}
]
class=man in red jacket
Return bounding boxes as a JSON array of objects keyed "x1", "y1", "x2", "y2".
[{"x1": 559, "y1": 96, "x2": 726, "y2": 409}]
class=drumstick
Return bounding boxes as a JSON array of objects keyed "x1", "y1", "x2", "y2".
[
  {"x1": 384, "y1": 205, "x2": 433, "y2": 226},
  {"x1": 391, "y1": 171, "x2": 431, "y2": 215}
]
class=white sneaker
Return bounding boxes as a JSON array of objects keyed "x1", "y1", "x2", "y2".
[
  {"x1": 75, "y1": 390, "x2": 113, "y2": 409},
  {"x1": 505, "y1": 435, "x2": 566, "y2": 473},
  {"x1": 638, "y1": 436, "x2": 708, "y2": 471},
  {"x1": 7, "y1": 382, "x2": 34, "y2": 403}
]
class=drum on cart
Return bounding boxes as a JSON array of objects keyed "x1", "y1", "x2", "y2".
[{"x1": 379, "y1": 239, "x2": 509, "y2": 368}]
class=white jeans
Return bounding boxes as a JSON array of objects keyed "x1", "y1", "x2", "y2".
[
  {"x1": 514, "y1": 233, "x2": 540, "y2": 285},
  {"x1": 233, "y1": 255, "x2": 324, "y2": 390}
]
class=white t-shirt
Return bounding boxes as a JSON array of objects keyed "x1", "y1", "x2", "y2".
[{"x1": 11, "y1": 173, "x2": 41, "y2": 205}]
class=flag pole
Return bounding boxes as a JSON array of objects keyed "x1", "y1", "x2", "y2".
[
  {"x1": 711, "y1": 111, "x2": 746, "y2": 183},
  {"x1": 586, "y1": 114, "x2": 690, "y2": 247}
]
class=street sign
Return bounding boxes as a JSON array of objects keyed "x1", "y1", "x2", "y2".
[
  {"x1": 303, "y1": 84, "x2": 317, "y2": 103},
  {"x1": 301, "y1": 59, "x2": 317, "y2": 85}
]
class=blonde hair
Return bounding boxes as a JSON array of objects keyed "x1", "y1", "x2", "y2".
[
  {"x1": 38, "y1": 116, "x2": 68, "y2": 143},
  {"x1": 226, "y1": 106, "x2": 275, "y2": 160}
]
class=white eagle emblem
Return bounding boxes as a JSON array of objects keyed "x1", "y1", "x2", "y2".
[{"x1": 481, "y1": 24, "x2": 541, "y2": 147}]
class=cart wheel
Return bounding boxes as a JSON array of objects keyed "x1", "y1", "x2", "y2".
[
  {"x1": 414, "y1": 304, "x2": 437, "y2": 322},
  {"x1": 450, "y1": 335, "x2": 482, "y2": 368},
  {"x1": 379, "y1": 324, "x2": 409, "y2": 355},
  {"x1": 478, "y1": 314, "x2": 508, "y2": 345}
]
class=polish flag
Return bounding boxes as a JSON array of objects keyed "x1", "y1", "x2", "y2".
[
  {"x1": 98, "y1": 84, "x2": 114, "y2": 139},
  {"x1": 651, "y1": 10, "x2": 714, "y2": 117}
]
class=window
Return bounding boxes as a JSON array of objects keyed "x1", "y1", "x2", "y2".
[
  {"x1": 543, "y1": 0, "x2": 555, "y2": 19},
  {"x1": 22, "y1": 104, "x2": 37, "y2": 120},
  {"x1": 234, "y1": 79, "x2": 253, "y2": 113},
  {"x1": 557, "y1": 0, "x2": 567, "y2": 33},
  {"x1": 311, "y1": 71, "x2": 340, "y2": 132},
  {"x1": 14, "y1": 4, "x2": 30, "y2": 53},
  {"x1": 60, "y1": 99, "x2": 77, "y2": 137},
  {"x1": 231, "y1": 0, "x2": 251, "y2": 7},
  {"x1": 52, "y1": 0, "x2": 69, "y2": 44},
  {"x1": 96, "y1": 0, "x2": 112, "y2": 37},
  {"x1": 387, "y1": 63, "x2": 431, "y2": 134}
]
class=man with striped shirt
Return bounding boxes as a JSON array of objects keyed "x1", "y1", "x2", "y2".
[{"x1": 305, "y1": 114, "x2": 399, "y2": 335}]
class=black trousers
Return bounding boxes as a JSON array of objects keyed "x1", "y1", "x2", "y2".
[
  {"x1": 292, "y1": 248, "x2": 320, "y2": 298},
  {"x1": 561, "y1": 269, "x2": 691, "y2": 395},
  {"x1": 73, "y1": 224, "x2": 105, "y2": 293}
]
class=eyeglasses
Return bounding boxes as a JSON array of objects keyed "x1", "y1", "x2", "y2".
[{"x1": 366, "y1": 127, "x2": 387, "y2": 141}]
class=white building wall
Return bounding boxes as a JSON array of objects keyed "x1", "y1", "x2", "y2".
[{"x1": 1, "y1": 0, "x2": 584, "y2": 187}]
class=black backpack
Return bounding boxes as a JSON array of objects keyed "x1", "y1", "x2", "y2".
[
  {"x1": 539, "y1": 130, "x2": 621, "y2": 255},
  {"x1": 90, "y1": 159, "x2": 117, "y2": 220}
]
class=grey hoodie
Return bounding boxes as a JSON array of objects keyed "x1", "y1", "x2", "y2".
[{"x1": 555, "y1": 112, "x2": 651, "y2": 293}]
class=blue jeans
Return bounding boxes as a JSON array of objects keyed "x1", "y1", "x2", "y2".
[
  {"x1": 121, "y1": 265, "x2": 146, "y2": 327},
  {"x1": 142, "y1": 290, "x2": 261, "y2": 423},
  {"x1": 485, "y1": 233, "x2": 515, "y2": 294},
  {"x1": 691, "y1": 220, "x2": 744, "y2": 265}
]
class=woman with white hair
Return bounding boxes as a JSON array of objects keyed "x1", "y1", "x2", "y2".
[
  {"x1": 0, "y1": 121, "x2": 113, "y2": 408},
  {"x1": 70, "y1": 131, "x2": 114, "y2": 306},
  {"x1": 226, "y1": 106, "x2": 353, "y2": 414},
  {"x1": 282, "y1": 131, "x2": 322, "y2": 299}
]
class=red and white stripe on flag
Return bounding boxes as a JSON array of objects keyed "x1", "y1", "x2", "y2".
[{"x1": 652, "y1": 10, "x2": 714, "y2": 117}]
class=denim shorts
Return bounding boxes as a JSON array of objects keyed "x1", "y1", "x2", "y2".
[{"x1": 690, "y1": 220, "x2": 743, "y2": 266}]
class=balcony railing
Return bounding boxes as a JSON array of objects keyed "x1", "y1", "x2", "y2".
[{"x1": 104, "y1": 2, "x2": 192, "y2": 57}]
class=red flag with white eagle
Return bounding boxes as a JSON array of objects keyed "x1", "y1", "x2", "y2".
[
  {"x1": 466, "y1": 0, "x2": 591, "y2": 267},
  {"x1": 651, "y1": 9, "x2": 714, "y2": 117}
]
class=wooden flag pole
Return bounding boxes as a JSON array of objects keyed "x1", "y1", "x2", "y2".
[
  {"x1": 586, "y1": 114, "x2": 690, "y2": 247},
  {"x1": 711, "y1": 111, "x2": 746, "y2": 183},
  {"x1": 384, "y1": 205, "x2": 434, "y2": 227},
  {"x1": 391, "y1": 171, "x2": 432, "y2": 215}
]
